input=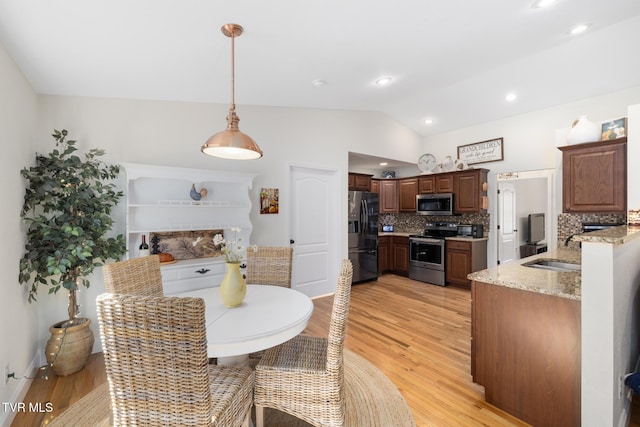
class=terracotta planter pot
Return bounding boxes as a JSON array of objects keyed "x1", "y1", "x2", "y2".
[{"x1": 45, "y1": 318, "x2": 94, "y2": 376}]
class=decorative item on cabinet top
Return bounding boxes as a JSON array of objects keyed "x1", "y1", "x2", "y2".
[
  {"x1": 601, "y1": 117, "x2": 626, "y2": 140},
  {"x1": 566, "y1": 115, "x2": 600, "y2": 145}
]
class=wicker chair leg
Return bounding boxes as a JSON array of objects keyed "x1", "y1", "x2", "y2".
[
  {"x1": 243, "y1": 411, "x2": 251, "y2": 427},
  {"x1": 256, "y1": 405, "x2": 265, "y2": 427}
]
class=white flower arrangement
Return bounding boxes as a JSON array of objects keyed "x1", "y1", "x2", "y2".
[{"x1": 210, "y1": 227, "x2": 257, "y2": 263}]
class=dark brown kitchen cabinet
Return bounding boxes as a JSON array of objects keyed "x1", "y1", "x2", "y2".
[
  {"x1": 418, "y1": 176, "x2": 435, "y2": 193},
  {"x1": 419, "y1": 174, "x2": 455, "y2": 194},
  {"x1": 446, "y1": 239, "x2": 487, "y2": 288},
  {"x1": 370, "y1": 178, "x2": 380, "y2": 194},
  {"x1": 348, "y1": 173, "x2": 373, "y2": 191},
  {"x1": 436, "y1": 173, "x2": 454, "y2": 193},
  {"x1": 399, "y1": 178, "x2": 418, "y2": 212},
  {"x1": 471, "y1": 280, "x2": 580, "y2": 427},
  {"x1": 558, "y1": 138, "x2": 626, "y2": 213},
  {"x1": 379, "y1": 179, "x2": 399, "y2": 213},
  {"x1": 378, "y1": 235, "x2": 390, "y2": 273},
  {"x1": 392, "y1": 236, "x2": 409, "y2": 276},
  {"x1": 454, "y1": 169, "x2": 488, "y2": 214}
]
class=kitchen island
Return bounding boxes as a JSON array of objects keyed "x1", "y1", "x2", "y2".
[{"x1": 468, "y1": 247, "x2": 582, "y2": 427}]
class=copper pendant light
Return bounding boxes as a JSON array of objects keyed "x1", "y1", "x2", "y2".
[{"x1": 201, "y1": 23, "x2": 263, "y2": 160}]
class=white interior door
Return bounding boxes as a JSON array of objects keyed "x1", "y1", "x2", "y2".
[
  {"x1": 289, "y1": 165, "x2": 341, "y2": 297},
  {"x1": 498, "y1": 182, "x2": 518, "y2": 264}
]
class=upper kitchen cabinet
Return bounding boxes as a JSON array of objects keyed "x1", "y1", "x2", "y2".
[
  {"x1": 418, "y1": 173, "x2": 454, "y2": 194},
  {"x1": 380, "y1": 179, "x2": 399, "y2": 213},
  {"x1": 348, "y1": 172, "x2": 373, "y2": 191},
  {"x1": 558, "y1": 138, "x2": 627, "y2": 213},
  {"x1": 399, "y1": 177, "x2": 419, "y2": 212},
  {"x1": 454, "y1": 169, "x2": 489, "y2": 214},
  {"x1": 370, "y1": 178, "x2": 380, "y2": 193}
]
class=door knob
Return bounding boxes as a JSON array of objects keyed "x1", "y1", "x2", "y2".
[{"x1": 290, "y1": 239, "x2": 295, "y2": 244}]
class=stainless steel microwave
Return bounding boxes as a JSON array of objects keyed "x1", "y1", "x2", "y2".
[{"x1": 416, "y1": 193, "x2": 454, "y2": 216}]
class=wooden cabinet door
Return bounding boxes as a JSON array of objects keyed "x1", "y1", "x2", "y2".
[
  {"x1": 436, "y1": 174, "x2": 454, "y2": 193},
  {"x1": 559, "y1": 138, "x2": 626, "y2": 213},
  {"x1": 380, "y1": 180, "x2": 399, "y2": 213},
  {"x1": 454, "y1": 171, "x2": 479, "y2": 213},
  {"x1": 418, "y1": 176, "x2": 435, "y2": 194},
  {"x1": 446, "y1": 241, "x2": 471, "y2": 286},
  {"x1": 454, "y1": 169, "x2": 488, "y2": 214},
  {"x1": 399, "y1": 178, "x2": 418, "y2": 212},
  {"x1": 392, "y1": 236, "x2": 409, "y2": 276},
  {"x1": 370, "y1": 178, "x2": 380, "y2": 194},
  {"x1": 378, "y1": 236, "x2": 390, "y2": 273},
  {"x1": 349, "y1": 173, "x2": 372, "y2": 191}
]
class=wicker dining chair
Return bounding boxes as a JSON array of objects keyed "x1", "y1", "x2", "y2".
[
  {"x1": 254, "y1": 259, "x2": 353, "y2": 427},
  {"x1": 102, "y1": 255, "x2": 164, "y2": 296},
  {"x1": 96, "y1": 293, "x2": 254, "y2": 426},
  {"x1": 245, "y1": 246, "x2": 293, "y2": 287}
]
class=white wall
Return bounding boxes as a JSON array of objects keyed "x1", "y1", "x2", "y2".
[
  {"x1": 423, "y1": 86, "x2": 640, "y2": 266},
  {"x1": 0, "y1": 41, "x2": 40, "y2": 425},
  {"x1": 33, "y1": 95, "x2": 424, "y2": 358},
  {"x1": 581, "y1": 234, "x2": 640, "y2": 427}
]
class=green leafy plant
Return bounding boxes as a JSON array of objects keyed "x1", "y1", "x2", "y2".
[{"x1": 19, "y1": 129, "x2": 126, "y2": 321}]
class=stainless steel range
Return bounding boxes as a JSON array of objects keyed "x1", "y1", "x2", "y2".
[{"x1": 409, "y1": 222, "x2": 458, "y2": 286}]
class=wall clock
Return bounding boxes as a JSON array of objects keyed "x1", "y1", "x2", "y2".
[{"x1": 417, "y1": 153, "x2": 437, "y2": 173}]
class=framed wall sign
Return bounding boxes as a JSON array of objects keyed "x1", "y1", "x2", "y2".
[{"x1": 457, "y1": 137, "x2": 504, "y2": 165}]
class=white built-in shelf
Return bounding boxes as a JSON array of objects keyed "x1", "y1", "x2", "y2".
[{"x1": 121, "y1": 163, "x2": 257, "y2": 294}]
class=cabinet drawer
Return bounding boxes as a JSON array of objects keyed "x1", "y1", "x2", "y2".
[
  {"x1": 447, "y1": 240, "x2": 471, "y2": 251},
  {"x1": 161, "y1": 260, "x2": 226, "y2": 294}
]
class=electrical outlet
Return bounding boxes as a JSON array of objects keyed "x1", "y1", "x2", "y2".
[{"x1": 3, "y1": 363, "x2": 9, "y2": 386}]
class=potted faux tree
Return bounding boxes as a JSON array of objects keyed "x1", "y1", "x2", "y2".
[{"x1": 19, "y1": 129, "x2": 126, "y2": 376}]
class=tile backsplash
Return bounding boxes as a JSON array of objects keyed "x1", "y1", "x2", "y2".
[
  {"x1": 380, "y1": 213, "x2": 490, "y2": 236},
  {"x1": 557, "y1": 213, "x2": 627, "y2": 249}
]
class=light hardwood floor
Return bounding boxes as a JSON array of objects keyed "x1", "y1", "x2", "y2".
[{"x1": 14, "y1": 274, "x2": 546, "y2": 426}]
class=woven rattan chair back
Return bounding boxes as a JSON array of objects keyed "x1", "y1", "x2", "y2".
[
  {"x1": 326, "y1": 259, "x2": 353, "y2": 374},
  {"x1": 96, "y1": 293, "x2": 213, "y2": 425},
  {"x1": 245, "y1": 246, "x2": 293, "y2": 287},
  {"x1": 102, "y1": 255, "x2": 163, "y2": 296},
  {"x1": 254, "y1": 259, "x2": 353, "y2": 427}
]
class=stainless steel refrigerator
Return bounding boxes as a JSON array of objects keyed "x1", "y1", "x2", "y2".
[{"x1": 348, "y1": 191, "x2": 379, "y2": 283}]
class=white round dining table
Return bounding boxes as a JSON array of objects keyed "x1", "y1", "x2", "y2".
[{"x1": 175, "y1": 285, "x2": 314, "y2": 366}]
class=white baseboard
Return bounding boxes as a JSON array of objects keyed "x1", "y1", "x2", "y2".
[{"x1": 0, "y1": 354, "x2": 40, "y2": 427}]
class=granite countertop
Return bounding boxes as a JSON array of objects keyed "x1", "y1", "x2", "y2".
[
  {"x1": 378, "y1": 231, "x2": 418, "y2": 237},
  {"x1": 573, "y1": 225, "x2": 640, "y2": 245},
  {"x1": 446, "y1": 236, "x2": 488, "y2": 242},
  {"x1": 468, "y1": 247, "x2": 582, "y2": 301}
]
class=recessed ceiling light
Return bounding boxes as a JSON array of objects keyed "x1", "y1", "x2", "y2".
[
  {"x1": 311, "y1": 79, "x2": 327, "y2": 86},
  {"x1": 375, "y1": 77, "x2": 393, "y2": 86},
  {"x1": 424, "y1": 118, "x2": 435, "y2": 125},
  {"x1": 531, "y1": 0, "x2": 556, "y2": 9},
  {"x1": 506, "y1": 93, "x2": 517, "y2": 102},
  {"x1": 379, "y1": 162, "x2": 388, "y2": 166},
  {"x1": 570, "y1": 24, "x2": 590, "y2": 35}
]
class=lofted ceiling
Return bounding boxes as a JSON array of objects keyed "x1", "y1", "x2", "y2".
[{"x1": 1, "y1": 0, "x2": 640, "y2": 141}]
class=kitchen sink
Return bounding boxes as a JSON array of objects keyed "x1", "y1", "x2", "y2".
[{"x1": 523, "y1": 259, "x2": 581, "y2": 273}]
